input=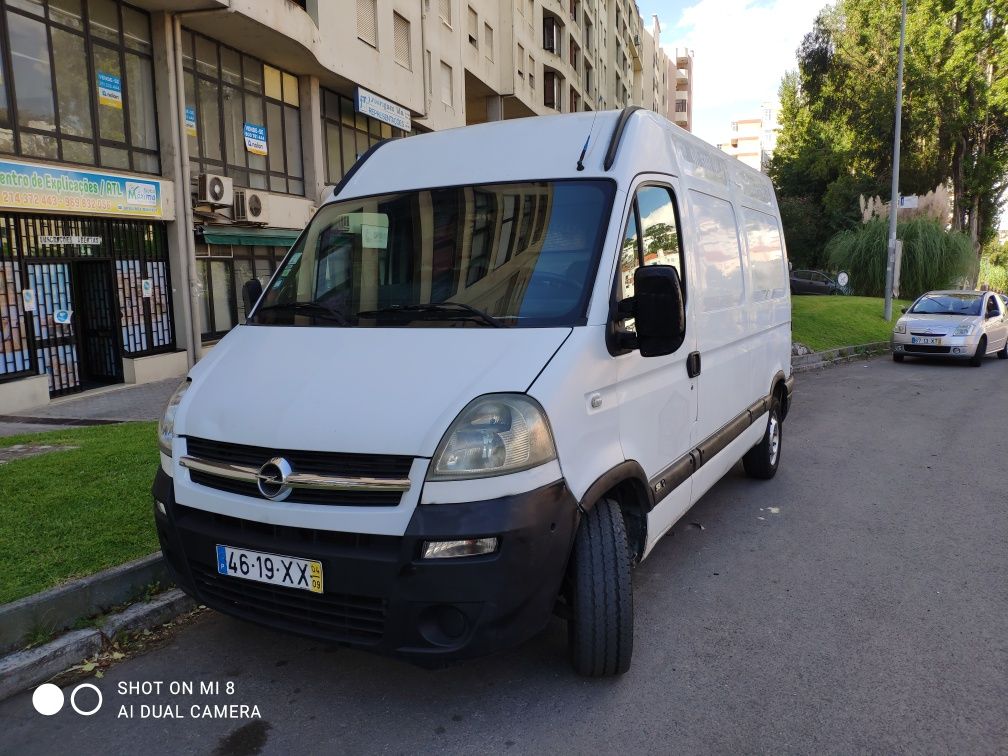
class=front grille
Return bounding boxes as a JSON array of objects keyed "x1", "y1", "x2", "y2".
[
  {"x1": 910, "y1": 331, "x2": 947, "y2": 337},
  {"x1": 189, "y1": 563, "x2": 387, "y2": 644},
  {"x1": 184, "y1": 437, "x2": 412, "y2": 506},
  {"x1": 905, "y1": 344, "x2": 952, "y2": 354}
]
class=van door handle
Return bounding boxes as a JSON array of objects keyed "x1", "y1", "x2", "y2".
[{"x1": 687, "y1": 351, "x2": 701, "y2": 378}]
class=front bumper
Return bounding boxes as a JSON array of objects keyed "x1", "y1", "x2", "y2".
[
  {"x1": 153, "y1": 469, "x2": 578, "y2": 662},
  {"x1": 891, "y1": 332, "x2": 980, "y2": 358}
]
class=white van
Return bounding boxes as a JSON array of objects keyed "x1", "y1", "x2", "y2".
[{"x1": 154, "y1": 108, "x2": 793, "y2": 676}]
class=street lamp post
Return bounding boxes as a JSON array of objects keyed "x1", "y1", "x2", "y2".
[{"x1": 884, "y1": 0, "x2": 908, "y2": 322}]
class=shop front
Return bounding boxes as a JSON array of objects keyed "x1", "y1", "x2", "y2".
[{"x1": 0, "y1": 160, "x2": 177, "y2": 403}]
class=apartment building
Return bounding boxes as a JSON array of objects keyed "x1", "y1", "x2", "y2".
[
  {"x1": 719, "y1": 101, "x2": 779, "y2": 172},
  {"x1": 0, "y1": 0, "x2": 694, "y2": 412}
]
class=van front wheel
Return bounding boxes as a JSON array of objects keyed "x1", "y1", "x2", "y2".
[
  {"x1": 567, "y1": 498, "x2": 633, "y2": 677},
  {"x1": 743, "y1": 397, "x2": 782, "y2": 480}
]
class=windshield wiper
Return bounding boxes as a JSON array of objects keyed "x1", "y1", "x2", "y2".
[
  {"x1": 255, "y1": 301, "x2": 348, "y2": 325},
  {"x1": 357, "y1": 302, "x2": 505, "y2": 327}
]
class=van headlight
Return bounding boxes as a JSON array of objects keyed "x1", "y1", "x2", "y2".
[
  {"x1": 158, "y1": 379, "x2": 191, "y2": 456},
  {"x1": 428, "y1": 394, "x2": 557, "y2": 481},
  {"x1": 953, "y1": 323, "x2": 975, "y2": 336}
]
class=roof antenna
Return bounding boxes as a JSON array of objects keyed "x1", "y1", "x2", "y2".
[{"x1": 576, "y1": 110, "x2": 599, "y2": 171}]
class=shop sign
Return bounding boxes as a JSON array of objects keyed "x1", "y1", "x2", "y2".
[
  {"x1": 243, "y1": 123, "x2": 267, "y2": 156},
  {"x1": 22, "y1": 288, "x2": 36, "y2": 312},
  {"x1": 97, "y1": 72, "x2": 123, "y2": 109},
  {"x1": 54, "y1": 309, "x2": 73, "y2": 324},
  {"x1": 141, "y1": 279, "x2": 153, "y2": 298},
  {"x1": 185, "y1": 107, "x2": 197, "y2": 137},
  {"x1": 355, "y1": 87, "x2": 411, "y2": 132},
  {"x1": 0, "y1": 158, "x2": 164, "y2": 218},
  {"x1": 40, "y1": 235, "x2": 102, "y2": 246}
]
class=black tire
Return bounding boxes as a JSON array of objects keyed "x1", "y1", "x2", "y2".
[
  {"x1": 567, "y1": 498, "x2": 633, "y2": 677},
  {"x1": 893, "y1": 352, "x2": 905, "y2": 362},
  {"x1": 970, "y1": 337, "x2": 986, "y2": 367},
  {"x1": 743, "y1": 396, "x2": 782, "y2": 480},
  {"x1": 997, "y1": 338, "x2": 1008, "y2": 360}
]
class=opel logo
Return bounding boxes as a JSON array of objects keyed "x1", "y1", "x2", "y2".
[{"x1": 256, "y1": 457, "x2": 293, "y2": 501}]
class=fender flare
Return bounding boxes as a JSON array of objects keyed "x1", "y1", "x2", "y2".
[
  {"x1": 578, "y1": 460, "x2": 654, "y2": 514},
  {"x1": 770, "y1": 369, "x2": 795, "y2": 420}
]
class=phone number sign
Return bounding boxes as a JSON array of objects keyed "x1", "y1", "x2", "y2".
[{"x1": 0, "y1": 158, "x2": 164, "y2": 219}]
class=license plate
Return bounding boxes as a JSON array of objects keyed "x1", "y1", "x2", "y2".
[
  {"x1": 911, "y1": 336, "x2": 942, "y2": 345},
  {"x1": 216, "y1": 545, "x2": 323, "y2": 593}
]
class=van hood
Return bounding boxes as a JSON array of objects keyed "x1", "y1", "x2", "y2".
[{"x1": 178, "y1": 325, "x2": 571, "y2": 456}]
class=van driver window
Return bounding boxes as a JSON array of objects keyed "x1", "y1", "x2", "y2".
[{"x1": 616, "y1": 185, "x2": 685, "y2": 336}]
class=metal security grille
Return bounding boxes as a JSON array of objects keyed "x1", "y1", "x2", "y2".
[{"x1": 0, "y1": 212, "x2": 173, "y2": 396}]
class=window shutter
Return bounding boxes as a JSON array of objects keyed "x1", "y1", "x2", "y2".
[
  {"x1": 439, "y1": 0, "x2": 451, "y2": 24},
  {"x1": 393, "y1": 13, "x2": 411, "y2": 68},
  {"x1": 440, "y1": 61, "x2": 453, "y2": 105},
  {"x1": 356, "y1": 0, "x2": 377, "y2": 46}
]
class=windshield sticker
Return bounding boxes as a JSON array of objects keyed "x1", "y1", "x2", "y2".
[{"x1": 361, "y1": 224, "x2": 389, "y2": 249}]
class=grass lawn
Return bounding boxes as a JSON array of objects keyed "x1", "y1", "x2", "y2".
[
  {"x1": 0, "y1": 422, "x2": 160, "y2": 605},
  {"x1": 791, "y1": 295, "x2": 911, "y2": 352}
]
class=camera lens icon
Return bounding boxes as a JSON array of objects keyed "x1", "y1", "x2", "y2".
[{"x1": 32, "y1": 683, "x2": 102, "y2": 716}]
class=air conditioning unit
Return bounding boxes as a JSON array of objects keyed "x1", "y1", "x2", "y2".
[
  {"x1": 196, "y1": 173, "x2": 233, "y2": 206},
  {"x1": 233, "y1": 189, "x2": 270, "y2": 225}
]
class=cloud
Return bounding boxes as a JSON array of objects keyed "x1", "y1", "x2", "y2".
[{"x1": 652, "y1": 0, "x2": 825, "y2": 144}]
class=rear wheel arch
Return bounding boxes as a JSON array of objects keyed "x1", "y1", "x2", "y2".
[{"x1": 770, "y1": 370, "x2": 792, "y2": 420}]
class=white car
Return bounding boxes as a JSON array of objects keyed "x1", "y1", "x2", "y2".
[
  {"x1": 892, "y1": 290, "x2": 1008, "y2": 366},
  {"x1": 153, "y1": 109, "x2": 794, "y2": 677}
]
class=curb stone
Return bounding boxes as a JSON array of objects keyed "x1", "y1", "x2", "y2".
[
  {"x1": 791, "y1": 341, "x2": 890, "y2": 374},
  {"x1": 0, "y1": 589, "x2": 195, "y2": 703},
  {"x1": 0, "y1": 553, "x2": 169, "y2": 654}
]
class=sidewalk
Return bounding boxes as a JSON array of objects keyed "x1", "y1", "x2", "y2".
[{"x1": 0, "y1": 378, "x2": 180, "y2": 437}]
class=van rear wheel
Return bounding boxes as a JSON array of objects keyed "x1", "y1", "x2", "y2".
[
  {"x1": 567, "y1": 497, "x2": 633, "y2": 677},
  {"x1": 743, "y1": 396, "x2": 782, "y2": 480}
]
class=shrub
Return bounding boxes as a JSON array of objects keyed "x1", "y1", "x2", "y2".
[
  {"x1": 979, "y1": 257, "x2": 1008, "y2": 293},
  {"x1": 825, "y1": 218, "x2": 974, "y2": 299}
]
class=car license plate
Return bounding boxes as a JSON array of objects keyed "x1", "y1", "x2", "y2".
[
  {"x1": 216, "y1": 545, "x2": 323, "y2": 593},
  {"x1": 911, "y1": 336, "x2": 942, "y2": 345}
]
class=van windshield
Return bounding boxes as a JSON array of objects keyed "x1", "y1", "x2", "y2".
[{"x1": 251, "y1": 179, "x2": 615, "y2": 328}]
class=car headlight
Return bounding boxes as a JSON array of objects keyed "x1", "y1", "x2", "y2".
[
  {"x1": 894, "y1": 321, "x2": 906, "y2": 334},
  {"x1": 428, "y1": 394, "x2": 557, "y2": 481},
  {"x1": 158, "y1": 379, "x2": 191, "y2": 456},
  {"x1": 953, "y1": 323, "x2": 974, "y2": 336}
]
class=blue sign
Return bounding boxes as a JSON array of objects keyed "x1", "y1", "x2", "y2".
[
  {"x1": 184, "y1": 107, "x2": 197, "y2": 137},
  {"x1": 0, "y1": 158, "x2": 164, "y2": 217},
  {"x1": 97, "y1": 72, "x2": 122, "y2": 109},
  {"x1": 243, "y1": 123, "x2": 267, "y2": 156}
]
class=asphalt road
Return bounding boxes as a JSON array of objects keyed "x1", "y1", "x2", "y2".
[{"x1": 3, "y1": 355, "x2": 1007, "y2": 755}]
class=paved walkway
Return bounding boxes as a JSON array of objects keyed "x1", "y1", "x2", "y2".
[{"x1": 0, "y1": 377, "x2": 181, "y2": 437}]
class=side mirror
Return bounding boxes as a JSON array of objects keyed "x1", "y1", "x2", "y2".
[
  {"x1": 900, "y1": 306, "x2": 907, "y2": 314},
  {"x1": 628, "y1": 265, "x2": 686, "y2": 357},
  {"x1": 242, "y1": 279, "x2": 264, "y2": 315}
]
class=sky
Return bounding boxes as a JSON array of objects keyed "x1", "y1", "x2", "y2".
[
  {"x1": 642, "y1": 0, "x2": 826, "y2": 144},
  {"x1": 644, "y1": 0, "x2": 1007, "y2": 230}
]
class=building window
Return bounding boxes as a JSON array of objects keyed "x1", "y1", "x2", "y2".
[
  {"x1": 543, "y1": 15, "x2": 560, "y2": 54},
  {"x1": 440, "y1": 61, "x2": 453, "y2": 106},
  {"x1": 529, "y1": 56, "x2": 535, "y2": 89},
  {"x1": 517, "y1": 43, "x2": 525, "y2": 78},
  {"x1": 675, "y1": 99, "x2": 687, "y2": 113},
  {"x1": 182, "y1": 30, "x2": 304, "y2": 195},
  {"x1": 439, "y1": 0, "x2": 450, "y2": 26},
  {"x1": 393, "y1": 12, "x2": 410, "y2": 69},
  {"x1": 195, "y1": 243, "x2": 289, "y2": 341},
  {"x1": 484, "y1": 23, "x2": 493, "y2": 60},
  {"x1": 356, "y1": 0, "x2": 378, "y2": 47},
  {"x1": 320, "y1": 88, "x2": 408, "y2": 185},
  {"x1": 544, "y1": 70, "x2": 559, "y2": 109},
  {"x1": 0, "y1": 0, "x2": 159, "y2": 173},
  {"x1": 467, "y1": 6, "x2": 477, "y2": 47}
]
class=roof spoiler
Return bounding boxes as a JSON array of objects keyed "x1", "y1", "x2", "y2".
[{"x1": 603, "y1": 106, "x2": 642, "y2": 171}]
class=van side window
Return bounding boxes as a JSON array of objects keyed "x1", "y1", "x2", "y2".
[
  {"x1": 743, "y1": 209, "x2": 787, "y2": 301},
  {"x1": 689, "y1": 190, "x2": 744, "y2": 312}
]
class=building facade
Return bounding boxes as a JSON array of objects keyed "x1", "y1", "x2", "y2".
[
  {"x1": 0, "y1": 0, "x2": 694, "y2": 411},
  {"x1": 718, "y1": 101, "x2": 779, "y2": 173}
]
